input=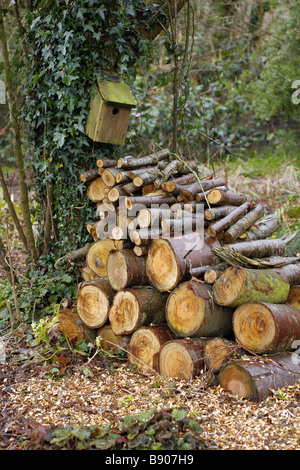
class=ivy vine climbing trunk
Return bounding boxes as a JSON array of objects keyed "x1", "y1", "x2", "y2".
[{"x1": 0, "y1": 3, "x2": 37, "y2": 263}]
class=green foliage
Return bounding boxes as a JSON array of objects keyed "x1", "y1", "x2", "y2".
[{"x1": 37, "y1": 407, "x2": 209, "y2": 450}]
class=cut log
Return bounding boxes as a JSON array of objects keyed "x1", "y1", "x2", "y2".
[
  {"x1": 137, "y1": 207, "x2": 174, "y2": 229},
  {"x1": 160, "y1": 216, "x2": 201, "y2": 237},
  {"x1": 114, "y1": 239, "x2": 135, "y2": 251},
  {"x1": 203, "y1": 263, "x2": 229, "y2": 284},
  {"x1": 86, "y1": 239, "x2": 116, "y2": 277},
  {"x1": 154, "y1": 160, "x2": 183, "y2": 189},
  {"x1": 165, "y1": 280, "x2": 233, "y2": 337},
  {"x1": 57, "y1": 309, "x2": 87, "y2": 342},
  {"x1": 232, "y1": 301, "x2": 300, "y2": 354},
  {"x1": 207, "y1": 189, "x2": 247, "y2": 206},
  {"x1": 109, "y1": 286, "x2": 169, "y2": 335},
  {"x1": 162, "y1": 173, "x2": 196, "y2": 193},
  {"x1": 106, "y1": 249, "x2": 148, "y2": 291},
  {"x1": 129, "y1": 228, "x2": 162, "y2": 246},
  {"x1": 101, "y1": 168, "x2": 125, "y2": 187},
  {"x1": 80, "y1": 266, "x2": 99, "y2": 281},
  {"x1": 195, "y1": 186, "x2": 227, "y2": 202},
  {"x1": 80, "y1": 168, "x2": 99, "y2": 183},
  {"x1": 286, "y1": 285, "x2": 300, "y2": 310},
  {"x1": 97, "y1": 325, "x2": 131, "y2": 353},
  {"x1": 223, "y1": 204, "x2": 265, "y2": 243},
  {"x1": 180, "y1": 178, "x2": 226, "y2": 202},
  {"x1": 158, "y1": 338, "x2": 205, "y2": 379},
  {"x1": 133, "y1": 171, "x2": 157, "y2": 188},
  {"x1": 239, "y1": 215, "x2": 280, "y2": 241},
  {"x1": 125, "y1": 194, "x2": 177, "y2": 211},
  {"x1": 107, "y1": 184, "x2": 130, "y2": 202},
  {"x1": 96, "y1": 158, "x2": 117, "y2": 168},
  {"x1": 204, "y1": 205, "x2": 237, "y2": 221},
  {"x1": 65, "y1": 243, "x2": 92, "y2": 263},
  {"x1": 203, "y1": 337, "x2": 243, "y2": 372},
  {"x1": 117, "y1": 149, "x2": 170, "y2": 169},
  {"x1": 86, "y1": 177, "x2": 109, "y2": 202},
  {"x1": 127, "y1": 325, "x2": 174, "y2": 372},
  {"x1": 224, "y1": 238, "x2": 287, "y2": 258},
  {"x1": 276, "y1": 263, "x2": 300, "y2": 285},
  {"x1": 76, "y1": 278, "x2": 115, "y2": 329},
  {"x1": 213, "y1": 266, "x2": 290, "y2": 308},
  {"x1": 145, "y1": 233, "x2": 220, "y2": 292},
  {"x1": 218, "y1": 352, "x2": 300, "y2": 402},
  {"x1": 207, "y1": 202, "x2": 251, "y2": 237},
  {"x1": 133, "y1": 245, "x2": 148, "y2": 257}
]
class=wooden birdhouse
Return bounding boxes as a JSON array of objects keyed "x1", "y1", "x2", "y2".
[{"x1": 85, "y1": 74, "x2": 137, "y2": 146}]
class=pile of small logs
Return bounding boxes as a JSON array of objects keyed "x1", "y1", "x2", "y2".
[{"x1": 58, "y1": 149, "x2": 300, "y2": 402}]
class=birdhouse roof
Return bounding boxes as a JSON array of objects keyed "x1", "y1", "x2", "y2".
[{"x1": 97, "y1": 76, "x2": 136, "y2": 109}]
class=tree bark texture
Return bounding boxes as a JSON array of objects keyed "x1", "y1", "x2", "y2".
[{"x1": 106, "y1": 249, "x2": 148, "y2": 290}]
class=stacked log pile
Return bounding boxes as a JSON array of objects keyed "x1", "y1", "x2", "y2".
[{"x1": 58, "y1": 149, "x2": 300, "y2": 402}]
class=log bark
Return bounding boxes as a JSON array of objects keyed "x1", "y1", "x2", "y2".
[
  {"x1": 207, "y1": 202, "x2": 251, "y2": 237},
  {"x1": 133, "y1": 171, "x2": 157, "y2": 187},
  {"x1": 86, "y1": 239, "x2": 116, "y2": 277},
  {"x1": 65, "y1": 243, "x2": 92, "y2": 263},
  {"x1": 195, "y1": 186, "x2": 226, "y2": 202},
  {"x1": 204, "y1": 205, "x2": 237, "y2": 221},
  {"x1": 109, "y1": 286, "x2": 169, "y2": 335},
  {"x1": 239, "y1": 215, "x2": 280, "y2": 241},
  {"x1": 276, "y1": 263, "x2": 300, "y2": 286},
  {"x1": 218, "y1": 352, "x2": 300, "y2": 402},
  {"x1": 125, "y1": 194, "x2": 177, "y2": 210},
  {"x1": 286, "y1": 285, "x2": 300, "y2": 310},
  {"x1": 106, "y1": 249, "x2": 148, "y2": 290},
  {"x1": 154, "y1": 159, "x2": 183, "y2": 189},
  {"x1": 76, "y1": 278, "x2": 116, "y2": 329},
  {"x1": 165, "y1": 280, "x2": 233, "y2": 337},
  {"x1": 87, "y1": 177, "x2": 109, "y2": 202},
  {"x1": 180, "y1": 178, "x2": 227, "y2": 202},
  {"x1": 162, "y1": 173, "x2": 196, "y2": 193},
  {"x1": 223, "y1": 204, "x2": 265, "y2": 243},
  {"x1": 232, "y1": 301, "x2": 300, "y2": 354},
  {"x1": 117, "y1": 149, "x2": 170, "y2": 169},
  {"x1": 127, "y1": 325, "x2": 174, "y2": 372},
  {"x1": 97, "y1": 325, "x2": 131, "y2": 353},
  {"x1": 80, "y1": 168, "x2": 99, "y2": 183},
  {"x1": 145, "y1": 233, "x2": 220, "y2": 291},
  {"x1": 203, "y1": 337, "x2": 243, "y2": 372},
  {"x1": 213, "y1": 266, "x2": 290, "y2": 308},
  {"x1": 158, "y1": 338, "x2": 206, "y2": 379},
  {"x1": 207, "y1": 189, "x2": 247, "y2": 206},
  {"x1": 96, "y1": 158, "x2": 117, "y2": 168},
  {"x1": 224, "y1": 238, "x2": 287, "y2": 258}
]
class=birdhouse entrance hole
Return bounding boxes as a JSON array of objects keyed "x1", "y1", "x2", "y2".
[{"x1": 112, "y1": 107, "x2": 119, "y2": 115}]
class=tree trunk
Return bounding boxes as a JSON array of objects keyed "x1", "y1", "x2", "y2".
[
  {"x1": 204, "y1": 205, "x2": 237, "y2": 221},
  {"x1": 76, "y1": 278, "x2": 116, "y2": 329},
  {"x1": 207, "y1": 202, "x2": 251, "y2": 237},
  {"x1": 203, "y1": 337, "x2": 243, "y2": 372},
  {"x1": 180, "y1": 178, "x2": 226, "y2": 202},
  {"x1": 224, "y1": 238, "x2": 287, "y2": 258},
  {"x1": 127, "y1": 325, "x2": 174, "y2": 372},
  {"x1": 86, "y1": 239, "x2": 116, "y2": 277},
  {"x1": 213, "y1": 266, "x2": 291, "y2": 307},
  {"x1": 207, "y1": 189, "x2": 247, "y2": 206},
  {"x1": 106, "y1": 249, "x2": 148, "y2": 290},
  {"x1": 165, "y1": 280, "x2": 233, "y2": 337},
  {"x1": 239, "y1": 215, "x2": 280, "y2": 241},
  {"x1": 158, "y1": 338, "x2": 205, "y2": 379},
  {"x1": 117, "y1": 149, "x2": 170, "y2": 169},
  {"x1": 109, "y1": 286, "x2": 169, "y2": 335},
  {"x1": 218, "y1": 352, "x2": 300, "y2": 402},
  {"x1": 286, "y1": 285, "x2": 300, "y2": 310},
  {"x1": 97, "y1": 324, "x2": 131, "y2": 353},
  {"x1": 223, "y1": 204, "x2": 265, "y2": 243},
  {"x1": 145, "y1": 233, "x2": 220, "y2": 291},
  {"x1": 232, "y1": 301, "x2": 300, "y2": 354}
]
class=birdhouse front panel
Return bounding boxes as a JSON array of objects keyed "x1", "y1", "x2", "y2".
[{"x1": 85, "y1": 75, "x2": 136, "y2": 146}]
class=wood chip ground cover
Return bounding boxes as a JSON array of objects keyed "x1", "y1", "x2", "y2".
[{"x1": 0, "y1": 340, "x2": 299, "y2": 450}]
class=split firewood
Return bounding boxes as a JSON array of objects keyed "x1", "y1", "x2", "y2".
[
  {"x1": 106, "y1": 249, "x2": 148, "y2": 291},
  {"x1": 218, "y1": 352, "x2": 300, "y2": 402},
  {"x1": 97, "y1": 325, "x2": 131, "y2": 353},
  {"x1": 146, "y1": 233, "x2": 220, "y2": 291},
  {"x1": 213, "y1": 266, "x2": 290, "y2": 307},
  {"x1": 80, "y1": 168, "x2": 99, "y2": 183},
  {"x1": 180, "y1": 178, "x2": 227, "y2": 202},
  {"x1": 207, "y1": 202, "x2": 251, "y2": 237},
  {"x1": 127, "y1": 325, "x2": 174, "y2": 372},
  {"x1": 207, "y1": 188, "x2": 247, "y2": 206},
  {"x1": 76, "y1": 278, "x2": 116, "y2": 329},
  {"x1": 109, "y1": 286, "x2": 169, "y2": 335},
  {"x1": 158, "y1": 338, "x2": 206, "y2": 379},
  {"x1": 223, "y1": 203, "x2": 265, "y2": 243},
  {"x1": 165, "y1": 280, "x2": 233, "y2": 337},
  {"x1": 232, "y1": 301, "x2": 300, "y2": 354},
  {"x1": 117, "y1": 149, "x2": 170, "y2": 169}
]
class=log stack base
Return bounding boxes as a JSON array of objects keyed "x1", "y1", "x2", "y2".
[{"x1": 63, "y1": 149, "x2": 300, "y2": 403}]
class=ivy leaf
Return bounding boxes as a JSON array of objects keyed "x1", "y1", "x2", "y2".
[{"x1": 53, "y1": 131, "x2": 66, "y2": 148}]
